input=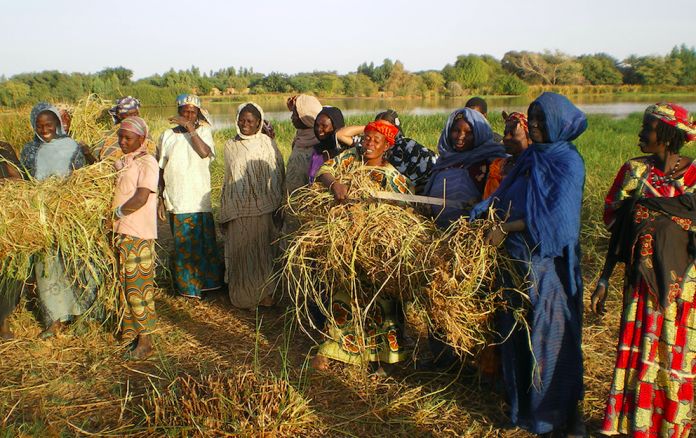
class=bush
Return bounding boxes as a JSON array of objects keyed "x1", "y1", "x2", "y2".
[{"x1": 492, "y1": 75, "x2": 529, "y2": 95}]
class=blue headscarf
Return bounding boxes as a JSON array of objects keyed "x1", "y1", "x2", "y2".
[
  {"x1": 423, "y1": 107, "x2": 506, "y2": 195},
  {"x1": 30, "y1": 102, "x2": 66, "y2": 142},
  {"x1": 471, "y1": 92, "x2": 587, "y2": 258}
]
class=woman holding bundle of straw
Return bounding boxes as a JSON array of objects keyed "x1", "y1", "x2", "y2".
[
  {"x1": 423, "y1": 107, "x2": 506, "y2": 228},
  {"x1": 219, "y1": 102, "x2": 285, "y2": 309},
  {"x1": 471, "y1": 92, "x2": 587, "y2": 437},
  {"x1": 285, "y1": 95, "x2": 323, "y2": 194},
  {"x1": 111, "y1": 117, "x2": 159, "y2": 360},
  {"x1": 20, "y1": 102, "x2": 96, "y2": 338},
  {"x1": 336, "y1": 109, "x2": 437, "y2": 194},
  {"x1": 590, "y1": 103, "x2": 696, "y2": 438},
  {"x1": 157, "y1": 95, "x2": 221, "y2": 299},
  {"x1": 308, "y1": 121, "x2": 410, "y2": 375},
  {"x1": 0, "y1": 141, "x2": 24, "y2": 339},
  {"x1": 82, "y1": 96, "x2": 156, "y2": 164}
]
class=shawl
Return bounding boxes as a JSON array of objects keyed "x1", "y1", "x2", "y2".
[
  {"x1": 218, "y1": 102, "x2": 286, "y2": 223},
  {"x1": 313, "y1": 107, "x2": 345, "y2": 155},
  {"x1": 471, "y1": 92, "x2": 587, "y2": 258},
  {"x1": 423, "y1": 107, "x2": 506, "y2": 196}
]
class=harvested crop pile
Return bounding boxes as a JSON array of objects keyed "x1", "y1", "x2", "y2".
[
  {"x1": 283, "y1": 169, "x2": 527, "y2": 358},
  {"x1": 0, "y1": 161, "x2": 119, "y2": 315}
]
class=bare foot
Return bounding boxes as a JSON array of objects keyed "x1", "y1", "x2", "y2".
[
  {"x1": 370, "y1": 363, "x2": 393, "y2": 379},
  {"x1": 129, "y1": 333, "x2": 154, "y2": 360},
  {"x1": 39, "y1": 320, "x2": 64, "y2": 339},
  {"x1": 308, "y1": 354, "x2": 329, "y2": 371},
  {"x1": 0, "y1": 318, "x2": 14, "y2": 340}
]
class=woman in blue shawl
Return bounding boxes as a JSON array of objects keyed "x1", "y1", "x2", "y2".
[
  {"x1": 424, "y1": 107, "x2": 506, "y2": 228},
  {"x1": 471, "y1": 92, "x2": 587, "y2": 436}
]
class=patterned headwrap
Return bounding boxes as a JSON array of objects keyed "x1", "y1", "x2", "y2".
[
  {"x1": 504, "y1": 111, "x2": 529, "y2": 135},
  {"x1": 54, "y1": 103, "x2": 73, "y2": 115},
  {"x1": 176, "y1": 94, "x2": 213, "y2": 127},
  {"x1": 645, "y1": 102, "x2": 696, "y2": 142},
  {"x1": 365, "y1": 121, "x2": 399, "y2": 146},
  {"x1": 108, "y1": 96, "x2": 141, "y2": 124},
  {"x1": 114, "y1": 116, "x2": 149, "y2": 170}
]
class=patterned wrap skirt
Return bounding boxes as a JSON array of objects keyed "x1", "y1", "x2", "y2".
[
  {"x1": 117, "y1": 234, "x2": 157, "y2": 343},
  {"x1": 168, "y1": 212, "x2": 221, "y2": 298}
]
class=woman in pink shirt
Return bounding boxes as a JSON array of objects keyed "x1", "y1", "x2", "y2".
[{"x1": 112, "y1": 117, "x2": 159, "y2": 360}]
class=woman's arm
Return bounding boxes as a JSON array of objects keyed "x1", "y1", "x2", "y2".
[
  {"x1": 170, "y1": 117, "x2": 212, "y2": 159},
  {"x1": 80, "y1": 142, "x2": 98, "y2": 165},
  {"x1": 118, "y1": 187, "x2": 153, "y2": 216},
  {"x1": 590, "y1": 254, "x2": 618, "y2": 314},
  {"x1": 335, "y1": 125, "x2": 365, "y2": 147},
  {"x1": 484, "y1": 218, "x2": 527, "y2": 246}
]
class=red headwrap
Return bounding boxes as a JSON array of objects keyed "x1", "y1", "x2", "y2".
[
  {"x1": 645, "y1": 102, "x2": 696, "y2": 142},
  {"x1": 365, "y1": 121, "x2": 399, "y2": 146},
  {"x1": 504, "y1": 111, "x2": 529, "y2": 135}
]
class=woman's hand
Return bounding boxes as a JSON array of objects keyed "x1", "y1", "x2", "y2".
[
  {"x1": 591, "y1": 284, "x2": 608, "y2": 314},
  {"x1": 169, "y1": 116, "x2": 194, "y2": 131},
  {"x1": 157, "y1": 199, "x2": 167, "y2": 221},
  {"x1": 484, "y1": 227, "x2": 506, "y2": 247},
  {"x1": 331, "y1": 182, "x2": 349, "y2": 202}
]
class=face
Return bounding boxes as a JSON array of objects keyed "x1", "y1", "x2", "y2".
[
  {"x1": 362, "y1": 130, "x2": 390, "y2": 162},
  {"x1": 179, "y1": 104, "x2": 199, "y2": 123},
  {"x1": 35, "y1": 111, "x2": 60, "y2": 142},
  {"x1": 528, "y1": 104, "x2": 549, "y2": 143},
  {"x1": 451, "y1": 118, "x2": 475, "y2": 152},
  {"x1": 503, "y1": 121, "x2": 530, "y2": 156},
  {"x1": 118, "y1": 129, "x2": 144, "y2": 154},
  {"x1": 315, "y1": 114, "x2": 334, "y2": 140},
  {"x1": 290, "y1": 106, "x2": 307, "y2": 130},
  {"x1": 118, "y1": 108, "x2": 139, "y2": 121},
  {"x1": 58, "y1": 110, "x2": 72, "y2": 132},
  {"x1": 638, "y1": 114, "x2": 664, "y2": 154},
  {"x1": 238, "y1": 110, "x2": 261, "y2": 136}
]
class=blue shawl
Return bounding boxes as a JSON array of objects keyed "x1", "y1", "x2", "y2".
[
  {"x1": 471, "y1": 92, "x2": 587, "y2": 259},
  {"x1": 423, "y1": 107, "x2": 506, "y2": 196}
]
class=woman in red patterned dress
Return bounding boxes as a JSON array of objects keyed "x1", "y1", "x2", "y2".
[{"x1": 591, "y1": 102, "x2": 696, "y2": 437}]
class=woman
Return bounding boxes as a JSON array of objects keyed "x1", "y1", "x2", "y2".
[
  {"x1": 111, "y1": 117, "x2": 159, "y2": 360},
  {"x1": 308, "y1": 121, "x2": 411, "y2": 375},
  {"x1": 219, "y1": 103, "x2": 285, "y2": 309},
  {"x1": 591, "y1": 102, "x2": 696, "y2": 437},
  {"x1": 308, "y1": 107, "x2": 345, "y2": 182},
  {"x1": 157, "y1": 94, "x2": 221, "y2": 299},
  {"x1": 83, "y1": 96, "x2": 156, "y2": 164},
  {"x1": 471, "y1": 92, "x2": 587, "y2": 436},
  {"x1": 21, "y1": 102, "x2": 96, "y2": 338},
  {"x1": 423, "y1": 107, "x2": 506, "y2": 228},
  {"x1": 483, "y1": 111, "x2": 530, "y2": 199},
  {"x1": 285, "y1": 95, "x2": 323, "y2": 194},
  {"x1": 0, "y1": 141, "x2": 24, "y2": 339},
  {"x1": 336, "y1": 109, "x2": 437, "y2": 194}
]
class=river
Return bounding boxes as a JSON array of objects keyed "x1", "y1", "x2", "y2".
[{"x1": 140, "y1": 94, "x2": 696, "y2": 129}]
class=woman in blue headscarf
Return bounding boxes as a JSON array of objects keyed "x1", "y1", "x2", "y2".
[
  {"x1": 423, "y1": 107, "x2": 506, "y2": 228},
  {"x1": 471, "y1": 92, "x2": 587, "y2": 436}
]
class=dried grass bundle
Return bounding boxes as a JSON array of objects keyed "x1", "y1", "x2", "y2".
[
  {"x1": 142, "y1": 369, "x2": 317, "y2": 437},
  {"x1": 68, "y1": 94, "x2": 112, "y2": 145}
]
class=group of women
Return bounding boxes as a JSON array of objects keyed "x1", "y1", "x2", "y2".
[{"x1": 2, "y1": 90, "x2": 696, "y2": 437}]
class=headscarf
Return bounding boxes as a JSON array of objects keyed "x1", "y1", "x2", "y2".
[
  {"x1": 30, "y1": 102, "x2": 66, "y2": 142},
  {"x1": 176, "y1": 94, "x2": 213, "y2": 126},
  {"x1": 504, "y1": 111, "x2": 529, "y2": 135},
  {"x1": 471, "y1": 92, "x2": 588, "y2": 259},
  {"x1": 313, "y1": 107, "x2": 345, "y2": 155},
  {"x1": 114, "y1": 116, "x2": 149, "y2": 170},
  {"x1": 292, "y1": 95, "x2": 322, "y2": 128},
  {"x1": 365, "y1": 121, "x2": 399, "y2": 146},
  {"x1": 108, "y1": 96, "x2": 141, "y2": 124},
  {"x1": 376, "y1": 109, "x2": 405, "y2": 144},
  {"x1": 423, "y1": 107, "x2": 506, "y2": 195},
  {"x1": 234, "y1": 102, "x2": 266, "y2": 140},
  {"x1": 645, "y1": 102, "x2": 696, "y2": 142}
]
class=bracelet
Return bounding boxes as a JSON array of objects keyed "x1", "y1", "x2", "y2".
[
  {"x1": 189, "y1": 130, "x2": 198, "y2": 138},
  {"x1": 328, "y1": 181, "x2": 336, "y2": 191},
  {"x1": 184, "y1": 121, "x2": 191, "y2": 130},
  {"x1": 114, "y1": 205, "x2": 126, "y2": 219},
  {"x1": 597, "y1": 278, "x2": 609, "y2": 288}
]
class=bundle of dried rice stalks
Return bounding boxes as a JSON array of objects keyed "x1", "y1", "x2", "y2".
[
  {"x1": 283, "y1": 170, "x2": 528, "y2": 358},
  {"x1": 68, "y1": 94, "x2": 112, "y2": 145},
  {"x1": 141, "y1": 369, "x2": 317, "y2": 437},
  {"x1": 0, "y1": 161, "x2": 119, "y2": 316}
]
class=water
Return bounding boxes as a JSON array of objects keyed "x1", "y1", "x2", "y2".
[{"x1": 141, "y1": 95, "x2": 696, "y2": 130}]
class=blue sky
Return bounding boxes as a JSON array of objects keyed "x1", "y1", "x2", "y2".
[{"x1": 2, "y1": 0, "x2": 694, "y2": 80}]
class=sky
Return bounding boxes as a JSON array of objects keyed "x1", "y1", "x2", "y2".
[{"x1": 2, "y1": 0, "x2": 694, "y2": 80}]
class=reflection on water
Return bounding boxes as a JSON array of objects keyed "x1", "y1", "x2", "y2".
[{"x1": 141, "y1": 95, "x2": 696, "y2": 130}]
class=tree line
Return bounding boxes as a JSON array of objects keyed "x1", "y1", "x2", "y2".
[{"x1": 0, "y1": 45, "x2": 694, "y2": 108}]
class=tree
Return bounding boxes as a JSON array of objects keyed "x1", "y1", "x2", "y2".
[
  {"x1": 262, "y1": 72, "x2": 290, "y2": 93},
  {"x1": 492, "y1": 74, "x2": 529, "y2": 95},
  {"x1": 0, "y1": 80, "x2": 30, "y2": 107},
  {"x1": 98, "y1": 67, "x2": 133, "y2": 85},
  {"x1": 384, "y1": 61, "x2": 423, "y2": 97},
  {"x1": 452, "y1": 55, "x2": 490, "y2": 88},
  {"x1": 633, "y1": 56, "x2": 683, "y2": 85},
  {"x1": 578, "y1": 53, "x2": 623, "y2": 85},
  {"x1": 502, "y1": 50, "x2": 585, "y2": 85},
  {"x1": 419, "y1": 71, "x2": 445, "y2": 91},
  {"x1": 342, "y1": 73, "x2": 377, "y2": 97},
  {"x1": 669, "y1": 45, "x2": 696, "y2": 85}
]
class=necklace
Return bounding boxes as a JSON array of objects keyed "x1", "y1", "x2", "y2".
[
  {"x1": 651, "y1": 154, "x2": 682, "y2": 186},
  {"x1": 667, "y1": 154, "x2": 682, "y2": 179}
]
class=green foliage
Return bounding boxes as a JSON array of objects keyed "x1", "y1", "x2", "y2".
[
  {"x1": 97, "y1": 67, "x2": 133, "y2": 85},
  {"x1": 342, "y1": 73, "x2": 377, "y2": 97},
  {"x1": 383, "y1": 61, "x2": 425, "y2": 97},
  {"x1": 419, "y1": 71, "x2": 445, "y2": 91},
  {"x1": 262, "y1": 72, "x2": 290, "y2": 93},
  {"x1": 578, "y1": 54, "x2": 623, "y2": 85},
  {"x1": 669, "y1": 45, "x2": 696, "y2": 86},
  {"x1": 453, "y1": 55, "x2": 491, "y2": 88},
  {"x1": 492, "y1": 74, "x2": 529, "y2": 95},
  {"x1": 633, "y1": 56, "x2": 684, "y2": 85}
]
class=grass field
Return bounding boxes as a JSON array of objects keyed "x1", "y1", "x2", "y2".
[{"x1": 0, "y1": 109, "x2": 692, "y2": 437}]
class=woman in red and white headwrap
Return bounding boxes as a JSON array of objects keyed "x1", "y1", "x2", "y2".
[{"x1": 307, "y1": 121, "x2": 411, "y2": 376}]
